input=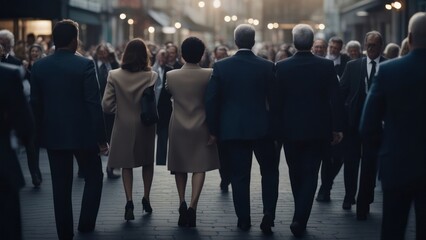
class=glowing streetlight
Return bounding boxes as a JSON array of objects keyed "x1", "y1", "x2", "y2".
[
  {"x1": 224, "y1": 16, "x2": 231, "y2": 22},
  {"x1": 318, "y1": 23, "x2": 326, "y2": 30},
  {"x1": 119, "y1": 13, "x2": 126, "y2": 20},
  {"x1": 273, "y1": 22, "x2": 279, "y2": 29},
  {"x1": 248, "y1": 18, "x2": 254, "y2": 24},
  {"x1": 174, "y1": 22, "x2": 182, "y2": 29},
  {"x1": 385, "y1": 4, "x2": 392, "y2": 10},
  {"x1": 231, "y1": 15, "x2": 238, "y2": 21},
  {"x1": 148, "y1": 26, "x2": 155, "y2": 33},
  {"x1": 127, "y1": 18, "x2": 134, "y2": 40},
  {"x1": 198, "y1": 1, "x2": 205, "y2": 8},
  {"x1": 267, "y1": 23, "x2": 274, "y2": 30},
  {"x1": 392, "y1": 1, "x2": 402, "y2": 9},
  {"x1": 253, "y1": 19, "x2": 259, "y2": 26},
  {"x1": 213, "y1": 0, "x2": 221, "y2": 8}
]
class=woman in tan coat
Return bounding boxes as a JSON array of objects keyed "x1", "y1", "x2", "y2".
[
  {"x1": 102, "y1": 38, "x2": 158, "y2": 221},
  {"x1": 167, "y1": 37, "x2": 220, "y2": 227}
]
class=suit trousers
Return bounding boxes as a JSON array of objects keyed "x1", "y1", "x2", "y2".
[
  {"x1": 0, "y1": 185, "x2": 22, "y2": 240},
  {"x1": 284, "y1": 140, "x2": 326, "y2": 226},
  {"x1": 24, "y1": 140, "x2": 41, "y2": 180},
  {"x1": 221, "y1": 139, "x2": 279, "y2": 223},
  {"x1": 217, "y1": 142, "x2": 231, "y2": 187},
  {"x1": 47, "y1": 148, "x2": 103, "y2": 240},
  {"x1": 381, "y1": 184, "x2": 426, "y2": 240},
  {"x1": 156, "y1": 126, "x2": 168, "y2": 165},
  {"x1": 318, "y1": 141, "x2": 344, "y2": 194},
  {"x1": 344, "y1": 129, "x2": 378, "y2": 206}
]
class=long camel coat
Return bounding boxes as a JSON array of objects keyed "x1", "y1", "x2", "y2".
[
  {"x1": 166, "y1": 63, "x2": 219, "y2": 173},
  {"x1": 102, "y1": 68, "x2": 158, "y2": 168}
]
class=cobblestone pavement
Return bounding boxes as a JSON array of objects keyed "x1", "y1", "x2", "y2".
[{"x1": 19, "y1": 148, "x2": 415, "y2": 239}]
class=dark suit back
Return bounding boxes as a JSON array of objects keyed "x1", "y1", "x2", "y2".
[
  {"x1": 0, "y1": 63, "x2": 33, "y2": 190},
  {"x1": 205, "y1": 50, "x2": 275, "y2": 141},
  {"x1": 1, "y1": 54, "x2": 22, "y2": 66},
  {"x1": 360, "y1": 49, "x2": 426, "y2": 190},
  {"x1": 30, "y1": 49, "x2": 106, "y2": 149},
  {"x1": 275, "y1": 52, "x2": 343, "y2": 141}
]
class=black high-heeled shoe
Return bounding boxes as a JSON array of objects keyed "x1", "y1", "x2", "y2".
[
  {"x1": 124, "y1": 201, "x2": 135, "y2": 221},
  {"x1": 142, "y1": 197, "x2": 153, "y2": 213},
  {"x1": 178, "y1": 201, "x2": 187, "y2": 227},
  {"x1": 187, "y1": 207, "x2": 196, "y2": 227}
]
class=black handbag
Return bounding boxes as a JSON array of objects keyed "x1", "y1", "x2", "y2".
[{"x1": 140, "y1": 85, "x2": 158, "y2": 126}]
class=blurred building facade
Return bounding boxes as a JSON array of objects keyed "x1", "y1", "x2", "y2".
[{"x1": 324, "y1": 0, "x2": 426, "y2": 46}]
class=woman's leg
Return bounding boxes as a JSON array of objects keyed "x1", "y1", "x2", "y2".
[
  {"x1": 189, "y1": 172, "x2": 206, "y2": 210},
  {"x1": 122, "y1": 168, "x2": 133, "y2": 201},
  {"x1": 142, "y1": 164, "x2": 154, "y2": 200},
  {"x1": 175, "y1": 172, "x2": 188, "y2": 203}
]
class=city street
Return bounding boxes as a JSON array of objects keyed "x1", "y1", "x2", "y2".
[{"x1": 19, "y1": 148, "x2": 415, "y2": 240}]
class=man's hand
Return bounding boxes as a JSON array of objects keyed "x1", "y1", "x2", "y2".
[
  {"x1": 98, "y1": 142, "x2": 110, "y2": 156},
  {"x1": 331, "y1": 132, "x2": 343, "y2": 146},
  {"x1": 207, "y1": 135, "x2": 217, "y2": 146}
]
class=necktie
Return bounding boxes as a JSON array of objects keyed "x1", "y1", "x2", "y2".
[{"x1": 368, "y1": 60, "x2": 376, "y2": 88}]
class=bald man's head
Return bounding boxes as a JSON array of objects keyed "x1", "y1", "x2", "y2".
[{"x1": 408, "y1": 12, "x2": 426, "y2": 49}]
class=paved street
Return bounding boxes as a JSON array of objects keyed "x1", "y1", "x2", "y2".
[{"x1": 18, "y1": 148, "x2": 415, "y2": 240}]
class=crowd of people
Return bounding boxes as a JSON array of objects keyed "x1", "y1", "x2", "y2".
[{"x1": 1, "y1": 11, "x2": 425, "y2": 240}]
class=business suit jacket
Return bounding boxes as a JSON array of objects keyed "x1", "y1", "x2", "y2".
[
  {"x1": 30, "y1": 49, "x2": 106, "y2": 149},
  {"x1": 0, "y1": 63, "x2": 33, "y2": 190},
  {"x1": 340, "y1": 56, "x2": 386, "y2": 129},
  {"x1": 1, "y1": 54, "x2": 22, "y2": 66},
  {"x1": 275, "y1": 51, "x2": 344, "y2": 141},
  {"x1": 154, "y1": 64, "x2": 173, "y2": 129},
  {"x1": 359, "y1": 49, "x2": 426, "y2": 190},
  {"x1": 335, "y1": 53, "x2": 351, "y2": 78},
  {"x1": 205, "y1": 50, "x2": 275, "y2": 141}
]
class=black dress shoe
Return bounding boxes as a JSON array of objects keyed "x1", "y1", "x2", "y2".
[
  {"x1": 220, "y1": 181, "x2": 230, "y2": 193},
  {"x1": 187, "y1": 207, "x2": 196, "y2": 227},
  {"x1": 237, "y1": 219, "x2": 252, "y2": 231},
  {"x1": 32, "y1": 174, "x2": 42, "y2": 188},
  {"x1": 356, "y1": 204, "x2": 370, "y2": 221},
  {"x1": 316, "y1": 192, "x2": 331, "y2": 202},
  {"x1": 260, "y1": 215, "x2": 274, "y2": 235},
  {"x1": 290, "y1": 221, "x2": 306, "y2": 238},
  {"x1": 178, "y1": 201, "x2": 188, "y2": 227},
  {"x1": 106, "y1": 167, "x2": 120, "y2": 179},
  {"x1": 342, "y1": 201, "x2": 352, "y2": 210}
]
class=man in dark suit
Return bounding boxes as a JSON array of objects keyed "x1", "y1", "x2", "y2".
[
  {"x1": 0, "y1": 63, "x2": 34, "y2": 240},
  {"x1": 0, "y1": 29, "x2": 22, "y2": 65},
  {"x1": 275, "y1": 24, "x2": 344, "y2": 238},
  {"x1": 360, "y1": 12, "x2": 426, "y2": 240},
  {"x1": 205, "y1": 24, "x2": 279, "y2": 235},
  {"x1": 316, "y1": 36, "x2": 351, "y2": 202},
  {"x1": 340, "y1": 31, "x2": 386, "y2": 220},
  {"x1": 154, "y1": 48, "x2": 173, "y2": 166},
  {"x1": 30, "y1": 19, "x2": 107, "y2": 240}
]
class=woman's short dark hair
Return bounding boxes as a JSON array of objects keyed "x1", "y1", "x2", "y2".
[
  {"x1": 121, "y1": 38, "x2": 151, "y2": 72},
  {"x1": 53, "y1": 19, "x2": 79, "y2": 48},
  {"x1": 181, "y1": 37, "x2": 205, "y2": 64}
]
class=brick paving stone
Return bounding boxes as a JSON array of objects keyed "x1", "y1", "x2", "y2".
[{"x1": 18, "y1": 148, "x2": 416, "y2": 239}]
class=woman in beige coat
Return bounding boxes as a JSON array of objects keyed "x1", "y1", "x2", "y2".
[
  {"x1": 167, "y1": 37, "x2": 220, "y2": 227},
  {"x1": 102, "y1": 38, "x2": 158, "y2": 221}
]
